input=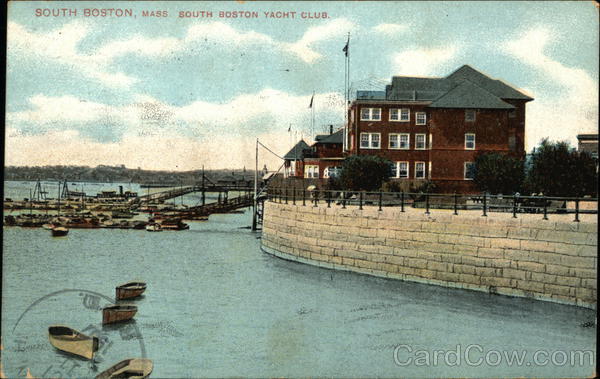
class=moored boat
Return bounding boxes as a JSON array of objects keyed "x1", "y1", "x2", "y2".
[
  {"x1": 145, "y1": 223, "x2": 162, "y2": 232},
  {"x1": 102, "y1": 304, "x2": 138, "y2": 324},
  {"x1": 116, "y1": 281, "x2": 147, "y2": 300},
  {"x1": 48, "y1": 325, "x2": 99, "y2": 360},
  {"x1": 51, "y1": 226, "x2": 69, "y2": 237},
  {"x1": 95, "y1": 358, "x2": 153, "y2": 379}
]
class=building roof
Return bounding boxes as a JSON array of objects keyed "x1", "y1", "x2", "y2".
[
  {"x1": 284, "y1": 140, "x2": 310, "y2": 160},
  {"x1": 429, "y1": 80, "x2": 515, "y2": 109},
  {"x1": 361, "y1": 65, "x2": 533, "y2": 109},
  {"x1": 314, "y1": 129, "x2": 343, "y2": 144},
  {"x1": 356, "y1": 90, "x2": 386, "y2": 100},
  {"x1": 577, "y1": 134, "x2": 598, "y2": 141}
]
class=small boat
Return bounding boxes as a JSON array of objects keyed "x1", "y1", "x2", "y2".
[
  {"x1": 116, "y1": 281, "x2": 147, "y2": 300},
  {"x1": 95, "y1": 358, "x2": 153, "y2": 379},
  {"x1": 145, "y1": 223, "x2": 162, "y2": 232},
  {"x1": 51, "y1": 226, "x2": 69, "y2": 237},
  {"x1": 48, "y1": 325, "x2": 99, "y2": 360},
  {"x1": 102, "y1": 304, "x2": 138, "y2": 325}
]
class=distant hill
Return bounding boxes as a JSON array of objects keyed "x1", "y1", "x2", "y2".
[{"x1": 4, "y1": 165, "x2": 257, "y2": 185}]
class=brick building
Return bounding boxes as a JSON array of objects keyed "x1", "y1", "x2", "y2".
[
  {"x1": 284, "y1": 127, "x2": 344, "y2": 180},
  {"x1": 345, "y1": 65, "x2": 533, "y2": 193}
]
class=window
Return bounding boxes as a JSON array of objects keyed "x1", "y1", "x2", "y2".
[
  {"x1": 465, "y1": 109, "x2": 476, "y2": 122},
  {"x1": 390, "y1": 162, "x2": 397, "y2": 178},
  {"x1": 390, "y1": 162, "x2": 409, "y2": 178},
  {"x1": 415, "y1": 134, "x2": 426, "y2": 150},
  {"x1": 360, "y1": 107, "x2": 381, "y2": 121},
  {"x1": 390, "y1": 108, "x2": 410, "y2": 122},
  {"x1": 415, "y1": 162, "x2": 426, "y2": 179},
  {"x1": 398, "y1": 162, "x2": 409, "y2": 178},
  {"x1": 389, "y1": 133, "x2": 409, "y2": 149},
  {"x1": 360, "y1": 133, "x2": 380, "y2": 149},
  {"x1": 416, "y1": 112, "x2": 427, "y2": 125},
  {"x1": 324, "y1": 166, "x2": 341, "y2": 178},
  {"x1": 464, "y1": 162, "x2": 475, "y2": 180},
  {"x1": 304, "y1": 165, "x2": 319, "y2": 179},
  {"x1": 465, "y1": 133, "x2": 476, "y2": 150}
]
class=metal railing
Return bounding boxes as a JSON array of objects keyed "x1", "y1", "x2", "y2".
[{"x1": 266, "y1": 188, "x2": 598, "y2": 222}]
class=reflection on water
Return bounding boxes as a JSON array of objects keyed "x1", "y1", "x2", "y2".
[{"x1": 2, "y1": 181, "x2": 596, "y2": 378}]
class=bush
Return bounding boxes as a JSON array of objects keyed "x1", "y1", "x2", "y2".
[
  {"x1": 337, "y1": 155, "x2": 392, "y2": 191},
  {"x1": 473, "y1": 153, "x2": 524, "y2": 195},
  {"x1": 525, "y1": 139, "x2": 598, "y2": 197}
]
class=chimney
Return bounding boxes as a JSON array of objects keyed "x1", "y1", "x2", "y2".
[{"x1": 329, "y1": 125, "x2": 333, "y2": 135}]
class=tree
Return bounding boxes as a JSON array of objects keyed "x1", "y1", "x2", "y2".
[
  {"x1": 337, "y1": 155, "x2": 392, "y2": 191},
  {"x1": 525, "y1": 139, "x2": 598, "y2": 197},
  {"x1": 473, "y1": 153, "x2": 524, "y2": 195}
]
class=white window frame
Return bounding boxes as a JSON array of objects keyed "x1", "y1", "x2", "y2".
[
  {"x1": 416, "y1": 112, "x2": 427, "y2": 125},
  {"x1": 324, "y1": 166, "x2": 340, "y2": 179},
  {"x1": 415, "y1": 161, "x2": 426, "y2": 179},
  {"x1": 389, "y1": 133, "x2": 409, "y2": 150},
  {"x1": 304, "y1": 165, "x2": 319, "y2": 179},
  {"x1": 389, "y1": 108, "x2": 410, "y2": 122},
  {"x1": 390, "y1": 162, "x2": 398, "y2": 178},
  {"x1": 464, "y1": 162, "x2": 475, "y2": 180},
  {"x1": 360, "y1": 133, "x2": 381, "y2": 149},
  {"x1": 360, "y1": 107, "x2": 381, "y2": 121},
  {"x1": 465, "y1": 109, "x2": 476, "y2": 122},
  {"x1": 465, "y1": 133, "x2": 476, "y2": 150},
  {"x1": 415, "y1": 134, "x2": 427, "y2": 150},
  {"x1": 398, "y1": 161, "x2": 409, "y2": 179}
]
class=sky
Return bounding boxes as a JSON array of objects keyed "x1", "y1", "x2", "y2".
[{"x1": 5, "y1": 1, "x2": 599, "y2": 171}]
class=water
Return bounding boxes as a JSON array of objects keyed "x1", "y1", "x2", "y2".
[{"x1": 2, "y1": 181, "x2": 596, "y2": 378}]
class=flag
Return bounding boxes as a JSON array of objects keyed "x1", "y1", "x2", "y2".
[
  {"x1": 342, "y1": 37, "x2": 349, "y2": 56},
  {"x1": 308, "y1": 93, "x2": 314, "y2": 108}
]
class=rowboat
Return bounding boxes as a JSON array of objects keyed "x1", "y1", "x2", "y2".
[
  {"x1": 102, "y1": 304, "x2": 138, "y2": 325},
  {"x1": 48, "y1": 325, "x2": 99, "y2": 360},
  {"x1": 51, "y1": 226, "x2": 69, "y2": 237},
  {"x1": 116, "y1": 281, "x2": 147, "y2": 300},
  {"x1": 145, "y1": 223, "x2": 162, "y2": 232},
  {"x1": 95, "y1": 358, "x2": 153, "y2": 379}
]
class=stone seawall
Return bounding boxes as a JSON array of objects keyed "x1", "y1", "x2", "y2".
[{"x1": 261, "y1": 201, "x2": 597, "y2": 309}]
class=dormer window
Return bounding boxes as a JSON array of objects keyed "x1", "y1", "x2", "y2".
[{"x1": 465, "y1": 109, "x2": 476, "y2": 122}]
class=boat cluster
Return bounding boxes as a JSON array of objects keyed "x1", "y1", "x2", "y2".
[
  {"x1": 47, "y1": 281, "x2": 153, "y2": 378},
  {"x1": 4, "y1": 211, "x2": 192, "y2": 235}
]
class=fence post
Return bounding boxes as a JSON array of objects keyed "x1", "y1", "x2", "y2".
[
  {"x1": 453, "y1": 193, "x2": 458, "y2": 215},
  {"x1": 284, "y1": 187, "x2": 288, "y2": 204},
  {"x1": 574, "y1": 198, "x2": 580, "y2": 222},
  {"x1": 425, "y1": 193, "x2": 430, "y2": 215},
  {"x1": 378, "y1": 191, "x2": 383, "y2": 211},
  {"x1": 313, "y1": 190, "x2": 318, "y2": 207},
  {"x1": 359, "y1": 192, "x2": 363, "y2": 210},
  {"x1": 482, "y1": 193, "x2": 487, "y2": 217},
  {"x1": 292, "y1": 187, "x2": 296, "y2": 205},
  {"x1": 400, "y1": 192, "x2": 405, "y2": 212},
  {"x1": 542, "y1": 196, "x2": 548, "y2": 220},
  {"x1": 327, "y1": 191, "x2": 331, "y2": 208},
  {"x1": 302, "y1": 189, "x2": 306, "y2": 206},
  {"x1": 342, "y1": 193, "x2": 346, "y2": 209},
  {"x1": 512, "y1": 195, "x2": 517, "y2": 218}
]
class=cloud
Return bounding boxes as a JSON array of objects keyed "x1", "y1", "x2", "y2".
[
  {"x1": 372, "y1": 23, "x2": 409, "y2": 36},
  {"x1": 5, "y1": 89, "x2": 345, "y2": 169},
  {"x1": 501, "y1": 27, "x2": 598, "y2": 149},
  {"x1": 392, "y1": 46, "x2": 459, "y2": 76},
  {"x1": 7, "y1": 18, "x2": 356, "y2": 89},
  {"x1": 7, "y1": 21, "x2": 138, "y2": 88},
  {"x1": 284, "y1": 18, "x2": 356, "y2": 63},
  {"x1": 5, "y1": 127, "x2": 300, "y2": 171}
]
